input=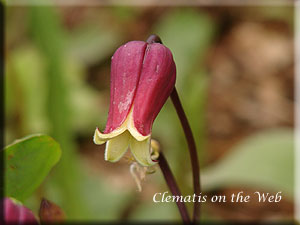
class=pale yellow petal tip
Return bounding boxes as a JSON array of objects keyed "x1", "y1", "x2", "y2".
[
  {"x1": 130, "y1": 137, "x2": 157, "y2": 167},
  {"x1": 93, "y1": 126, "x2": 128, "y2": 145},
  {"x1": 104, "y1": 131, "x2": 130, "y2": 162},
  {"x1": 93, "y1": 128, "x2": 106, "y2": 145}
]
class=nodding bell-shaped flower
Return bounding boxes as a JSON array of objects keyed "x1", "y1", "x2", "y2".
[{"x1": 94, "y1": 40, "x2": 176, "y2": 166}]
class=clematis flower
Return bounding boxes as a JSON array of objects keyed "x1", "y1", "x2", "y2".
[
  {"x1": 94, "y1": 40, "x2": 176, "y2": 166},
  {"x1": 4, "y1": 197, "x2": 39, "y2": 224}
]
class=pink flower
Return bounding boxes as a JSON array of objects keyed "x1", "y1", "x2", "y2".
[
  {"x1": 94, "y1": 41, "x2": 176, "y2": 166},
  {"x1": 4, "y1": 197, "x2": 39, "y2": 224}
]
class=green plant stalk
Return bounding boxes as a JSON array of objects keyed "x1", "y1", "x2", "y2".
[{"x1": 29, "y1": 6, "x2": 88, "y2": 219}]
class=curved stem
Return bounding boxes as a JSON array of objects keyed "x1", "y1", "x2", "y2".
[
  {"x1": 145, "y1": 34, "x2": 196, "y2": 223},
  {"x1": 158, "y1": 152, "x2": 191, "y2": 224},
  {"x1": 171, "y1": 88, "x2": 201, "y2": 222}
]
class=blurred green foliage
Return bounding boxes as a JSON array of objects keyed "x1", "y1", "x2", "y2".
[
  {"x1": 29, "y1": 6, "x2": 87, "y2": 218},
  {"x1": 5, "y1": 134, "x2": 61, "y2": 201},
  {"x1": 202, "y1": 129, "x2": 294, "y2": 198},
  {"x1": 5, "y1": 5, "x2": 294, "y2": 222}
]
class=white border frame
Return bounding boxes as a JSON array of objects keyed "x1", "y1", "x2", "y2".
[{"x1": 5, "y1": 0, "x2": 299, "y2": 222}]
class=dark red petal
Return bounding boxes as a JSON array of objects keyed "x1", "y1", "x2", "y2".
[
  {"x1": 4, "y1": 197, "x2": 38, "y2": 224},
  {"x1": 103, "y1": 41, "x2": 147, "y2": 134},
  {"x1": 133, "y1": 43, "x2": 176, "y2": 136},
  {"x1": 4, "y1": 197, "x2": 19, "y2": 222}
]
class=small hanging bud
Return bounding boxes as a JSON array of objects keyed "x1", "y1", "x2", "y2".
[{"x1": 39, "y1": 198, "x2": 65, "y2": 223}]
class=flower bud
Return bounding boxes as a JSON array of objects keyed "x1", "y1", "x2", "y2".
[
  {"x1": 94, "y1": 40, "x2": 176, "y2": 166},
  {"x1": 39, "y1": 198, "x2": 65, "y2": 222}
]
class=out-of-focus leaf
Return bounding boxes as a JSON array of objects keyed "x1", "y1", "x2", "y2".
[
  {"x1": 42, "y1": 165, "x2": 131, "y2": 221},
  {"x1": 67, "y1": 25, "x2": 122, "y2": 65},
  {"x1": 153, "y1": 9, "x2": 215, "y2": 88},
  {"x1": 202, "y1": 129, "x2": 294, "y2": 198},
  {"x1": 7, "y1": 46, "x2": 48, "y2": 136},
  {"x1": 29, "y1": 6, "x2": 87, "y2": 219},
  {"x1": 183, "y1": 71, "x2": 209, "y2": 164},
  {"x1": 5, "y1": 134, "x2": 61, "y2": 201},
  {"x1": 64, "y1": 58, "x2": 105, "y2": 134},
  {"x1": 79, "y1": 173, "x2": 130, "y2": 220},
  {"x1": 5, "y1": 62, "x2": 17, "y2": 145}
]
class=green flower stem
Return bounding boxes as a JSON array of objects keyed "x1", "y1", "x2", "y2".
[
  {"x1": 171, "y1": 88, "x2": 201, "y2": 222},
  {"x1": 158, "y1": 152, "x2": 191, "y2": 224}
]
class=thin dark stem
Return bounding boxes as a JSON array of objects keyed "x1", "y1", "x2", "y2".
[
  {"x1": 171, "y1": 88, "x2": 201, "y2": 222},
  {"x1": 146, "y1": 34, "x2": 162, "y2": 44},
  {"x1": 158, "y1": 152, "x2": 191, "y2": 224},
  {"x1": 145, "y1": 34, "x2": 193, "y2": 223}
]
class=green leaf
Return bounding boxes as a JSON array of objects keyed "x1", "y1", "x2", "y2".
[
  {"x1": 5, "y1": 134, "x2": 61, "y2": 201},
  {"x1": 67, "y1": 24, "x2": 122, "y2": 65},
  {"x1": 202, "y1": 129, "x2": 294, "y2": 198}
]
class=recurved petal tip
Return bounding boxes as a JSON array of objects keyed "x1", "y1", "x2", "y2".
[
  {"x1": 93, "y1": 127, "x2": 126, "y2": 145},
  {"x1": 93, "y1": 128, "x2": 107, "y2": 145},
  {"x1": 105, "y1": 131, "x2": 130, "y2": 162},
  {"x1": 130, "y1": 137, "x2": 157, "y2": 167}
]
